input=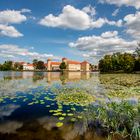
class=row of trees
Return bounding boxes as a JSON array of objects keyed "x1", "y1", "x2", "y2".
[
  {"x1": 0, "y1": 61, "x2": 23, "y2": 71},
  {"x1": 99, "y1": 47, "x2": 140, "y2": 73},
  {"x1": 0, "y1": 59, "x2": 66, "y2": 71}
]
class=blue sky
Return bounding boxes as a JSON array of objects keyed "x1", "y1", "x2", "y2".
[{"x1": 0, "y1": 0, "x2": 140, "y2": 64}]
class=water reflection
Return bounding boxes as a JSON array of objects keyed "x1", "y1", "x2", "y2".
[
  {"x1": 0, "y1": 104, "x2": 20, "y2": 118},
  {"x1": 0, "y1": 121, "x2": 23, "y2": 134},
  {"x1": 0, "y1": 71, "x2": 91, "y2": 85},
  {"x1": 0, "y1": 71, "x2": 91, "y2": 84},
  {"x1": 0, "y1": 72, "x2": 139, "y2": 140}
]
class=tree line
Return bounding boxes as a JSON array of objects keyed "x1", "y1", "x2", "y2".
[
  {"x1": 0, "y1": 61, "x2": 23, "y2": 71},
  {"x1": 99, "y1": 47, "x2": 140, "y2": 73},
  {"x1": 0, "y1": 59, "x2": 66, "y2": 71}
]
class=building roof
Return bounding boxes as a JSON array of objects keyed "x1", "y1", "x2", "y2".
[
  {"x1": 20, "y1": 62, "x2": 26, "y2": 65},
  {"x1": 67, "y1": 60, "x2": 81, "y2": 64},
  {"x1": 81, "y1": 61, "x2": 89, "y2": 64},
  {"x1": 44, "y1": 63, "x2": 48, "y2": 67},
  {"x1": 15, "y1": 62, "x2": 26, "y2": 65},
  {"x1": 51, "y1": 62, "x2": 61, "y2": 65},
  {"x1": 62, "y1": 57, "x2": 67, "y2": 60},
  {"x1": 26, "y1": 64, "x2": 33, "y2": 66},
  {"x1": 47, "y1": 58, "x2": 51, "y2": 61}
]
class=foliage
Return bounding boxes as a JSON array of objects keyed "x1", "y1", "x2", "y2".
[
  {"x1": 36, "y1": 61, "x2": 46, "y2": 70},
  {"x1": 14, "y1": 62, "x2": 23, "y2": 70},
  {"x1": 59, "y1": 62, "x2": 67, "y2": 70},
  {"x1": 99, "y1": 52, "x2": 139, "y2": 73},
  {"x1": 0, "y1": 61, "x2": 13, "y2": 71},
  {"x1": 33, "y1": 59, "x2": 38, "y2": 69},
  {"x1": 135, "y1": 43, "x2": 140, "y2": 57}
]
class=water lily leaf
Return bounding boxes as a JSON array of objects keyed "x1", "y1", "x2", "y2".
[
  {"x1": 67, "y1": 113, "x2": 73, "y2": 116},
  {"x1": 59, "y1": 117, "x2": 64, "y2": 120},
  {"x1": 56, "y1": 122, "x2": 63, "y2": 127}
]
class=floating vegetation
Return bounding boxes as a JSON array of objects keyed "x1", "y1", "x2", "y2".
[
  {"x1": 55, "y1": 87, "x2": 95, "y2": 106},
  {"x1": 59, "y1": 117, "x2": 65, "y2": 120},
  {"x1": 67, "y1": 113, "x2": 74, "y2": 116},
  {"x1": 56, "y1": 122, "x2": 63, "y2": 127},
  {"x1": 70, "y1": 118, "x2": 76, "y2": 122},
  {"x1": 28, "y1": 102, "x2": 34, "y2": 105}
]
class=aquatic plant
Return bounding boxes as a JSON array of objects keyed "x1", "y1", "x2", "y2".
[
  {"x1": 55, "y1": 87, "x2": 95, "y2": 106},
  {"x1": 56, "y1": 122, "x2": 63, "y2": 127}
]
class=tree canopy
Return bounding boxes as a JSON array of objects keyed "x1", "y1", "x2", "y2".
[
  {"x1": 99, "y1": 51, "x2": 140, "y2": 73},
  {"x1": 59, "y1": 62, "x2": 67, "y2": 70}
]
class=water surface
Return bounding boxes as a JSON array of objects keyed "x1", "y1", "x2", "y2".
[{"x1": 0, "y1": 71, "x2": 139, "y2": 140}]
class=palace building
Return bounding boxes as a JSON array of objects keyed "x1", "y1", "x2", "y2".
[
  {"x1": 47, "y1": 58, "x2": 90, "y2": 71},
  {"x1": 22, "y1": 58, "x2": 90, "y2": 71}
]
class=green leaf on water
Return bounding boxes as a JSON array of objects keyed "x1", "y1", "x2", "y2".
[{"x1": 56, "y1": 122, "x2": 63, "y2": 127}]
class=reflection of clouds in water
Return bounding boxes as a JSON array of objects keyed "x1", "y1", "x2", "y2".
[
  {"x1": 0, "y1": 78, "x2": 48, "y2": 96},
  {"x1": 0, "y1": 104, "x2": 20, "y2": 117},
  {"x1": 62, "y1": 122, "x2": 87, "y2": 140},
  {"x1": 38, "y1": 116, "x2": 87, "y2": 140},
  {"x1": 0, "y1": 121, "x2": 23, "y2": 134},
  {"x1": 38, "y1": 116, "x2": 57, "y2": 131}
]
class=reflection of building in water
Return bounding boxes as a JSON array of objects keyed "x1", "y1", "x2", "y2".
[
  {"x1": 22, "y1": 72, "x2": 34, "y2": 79},
  {"x1": 47, "y1": 72, "x2": 61, "y2": 83},
  {"x1": 2, "y1": 71, "x2": 91, "y2": 84},
  {"x1": 47, "y1": 72, "x2": 90, "y2": 84}
]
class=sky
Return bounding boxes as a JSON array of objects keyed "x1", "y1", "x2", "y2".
[{"x1": 0, "y1": 0, "x2": 140, "y2": 64}]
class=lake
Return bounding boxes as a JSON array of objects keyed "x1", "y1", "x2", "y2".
[{"x1": 0, "y1": 71, "x2": 140, "y2": 140}]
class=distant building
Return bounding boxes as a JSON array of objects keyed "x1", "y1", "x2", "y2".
[
  {"x1": 23, "y1": 63, "x2": 34, "y2": 70},
  {"x1": 47, "y1": 58, "x2": 90, "y2": 71},
  {"x1": 46, "y1": 59, "x2": 61, "y2": 71},
  {"x1": 21, "y1": 58, "x2": 90, "y2": 71}
]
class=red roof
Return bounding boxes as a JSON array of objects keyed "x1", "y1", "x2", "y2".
[
  {"x1": 15, "y1": 62, "x2": 26, "y2": 65},
  {"x1": 47, "y1": 58, "x2": 51, "y2": 61},
  {"x1": 51, "y1": 62, "x2": 61, "y2": 65},
  {"x1": 62, "y1": 57, "x2": 67, "y2": 60},
  {"x1": 67, "y1": 60, "x2": 81, "y2": 64},
  {"x1": 81, "y1": 61, "x2": 89, "y2": 64},
  {"x1": 44, "y1": 63, "x2": 48, "y2": 67},
  {"x1": 27, "y1": 64, "x2": 33, "y2": 66}
]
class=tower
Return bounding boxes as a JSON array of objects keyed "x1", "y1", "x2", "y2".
[{"x1": 47, "y1": 59, "x2": 51, "y2": 71}]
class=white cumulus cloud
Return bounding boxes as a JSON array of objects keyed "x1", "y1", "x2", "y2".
[
  {"x1": 99, "y1": 0, "x2": 140, "y2": 9},
  {"x1": 124, "y1": 11, "x2": 140, "y2": 39},
  {"x1": 0, "y1": 24, "x2": 23, "y2": 37},
  {"x1": 0, "y1": 9, "x2": 27, "y2": 24},
  {"x1": 0, "y1": 9, "x2": 30, "y2": 38},
  {"x1": 0, "y1": 44, "x2": 61, "y2": 61},
  {"x1": 69, "y1": 31, "x2": 138, "y2": 63},
  {"x1": 39, "y1": 5, "x2": 122, "y2": 30}
]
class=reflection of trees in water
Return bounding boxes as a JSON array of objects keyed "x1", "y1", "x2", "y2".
[
  {"x1": 0, "y1": 117, "x2": 107, "y2": 140},
  {"x1": 32, "y1": 72, "x2": 45, "y2": 82},
  {"x1": 0, "y1": 121, "x2": 23, "y2": 134}
]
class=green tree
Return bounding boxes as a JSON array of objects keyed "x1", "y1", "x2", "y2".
[
  {"x1": 33, "y1": 59, "x2": 38, "y2": 70},
  {"x1": 99, "y1": 55, "x2": 112, "y2": 72},
  {"x1": 59, "y1": 62, "x2": 67, "y2": 70},
  {"x1": 99, "y1": 52, "x2": 136, "y2": 73},
  {"x1": 135, "y1": 43, "x2": 140, "y2": 57},
  {"x1": 36, "y1": 61, "x2": 45, "y2": 70},
  {"x1": 2, "y1": 61, "x2": 13, "y2": 71},
  {"x1": 134, "y1": 57, "x2": 140, "y2": 71},
  {"x1": 14, "y1": 62, "x2": 23, "y2": 71},
  {"x1": 122, "y1": 53, "x2": 135, "y2": 72}
]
